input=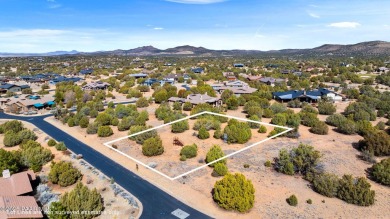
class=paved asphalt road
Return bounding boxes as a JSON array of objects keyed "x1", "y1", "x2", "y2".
[{"x1": 0, "y1": 112, "x2": 212, "y2": 219}]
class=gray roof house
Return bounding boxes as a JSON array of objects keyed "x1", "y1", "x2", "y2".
[{"x1": 168, "y1": 94, "x2": 221, "y2": 106}]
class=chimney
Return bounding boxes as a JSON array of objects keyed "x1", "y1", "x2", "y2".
[{"x1": 2, "y1": 169, "x2": 10, "y2": 178}]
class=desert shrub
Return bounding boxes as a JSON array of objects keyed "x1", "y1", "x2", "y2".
[
  {"x1": 275, "y1": 144, "x2": 321, "y2": 176},
  {"x1": 223, "y1": 119, "x2": 252, "y2": 144},
  {"x1": 171, "y1": 120, "x2": 189, "y2": 133},
  {"x1": 193, "y1": 118, "x2": 220, "y2": 130},
  {"x1": 248, "y1": 115, "x2": 261, "y2": 129},
  {"x1": 267, "y1": 129, "x2": 279, "y2": 138},
  {"x1": 226, "y1": 96, "x2": 239, "y2": 110},
  {"x1": 299, "y1": 112, "x2": 319, "y2": 127},
  {"x1": 337, "y1": 175, "x2": 375, "y2": 206},
  {"x1": 117, "y1": 116, "x2": 134, "y2": 131},
  {"x1": 86, "y1": 122, "x2": 99, "y2": 134},
  {"x1": 287, "y1": 99, "x2": 302, "y2": 108},
  {"x1": 244, "y1": 100, "x2": 260, "y2": 112},
  {"x1": 258, "y1": 125, "x2": 267, "y2": 133},
  {"x1": 153, "y1": 89, "x2": 168, "y2": 103},
  {"x1": 206, "y1": 145, "x2": 226, "y2": 167},
  {"x1": 375, "y1": 121, "x2": 386, "y2": 130},
  {"x1": 307, "y1": 199, "x2": 312, "y2": 204},
  {"x1": 67, "y1": 118, "x2": 75, "y2": 127},
  {"x1": 172, "y1": 102, "x2": 182, "y2": 110},
  {"x1": 180, "y1": 155, "x2": 187, "y2": 161},
  {"x1": 21, "y1": 146, "x2": 52, "y2": 172},
  {"x1": 19, "y1": 140, "x2": 41, "y2": 150},
  {"x1": 128, "y1": 125, "x2": 158, "y2": 144},
  {"x1": 155, "y1": 103, "x2": 172, "y2": 120},
  {"x1": 360, "y1": 150, "x2": 376, "y2": 164},
  {"x1": 270, "y1": 102, "x2": 287, "y2": 114},
  {"x1": 213, "y1": 127, "x2": 222, "y2": 139},
  {"x1": 3, "y1": 131, "x2": 20, "y2": 147},
  {"x1": 264, "y1": 160, "x2": 272, "y2": 167},
  {"x1": 262, "y1": 108, "x2": 274, "y2": 118},
  {"x1": 370, "y1": 158, "x2": 390, "y2": 186},
  {"x1": 213, "y1": 163, "x2": 228, "y2": 176},
  {"x1": 58, "y1": 183, "x2": 103, "y2": 219},
  {"x1": 180, "y1": 144, "x2": 198, "y2": 159},
  {"x1": 198, "y1": 127, "x2": 210, "y2": 139},
  {"x1": 183, "y1": 102, "x2": 192, "y2": 111},
  {"x1": 301, "y1": 105, "x2": 318, "y2": 115},
  {"x1": 47, "y1": 139, "x2": 57, "y2": 147},
  {"x1": 356, "y1": 120, "x2": 375, "y2": 136},
  {"x1": 0, "y1": 149, "x2": 22, "y2": 175},
  {"x1": 309, "y1": 121, "x2": 329, "y2": 135},
  {"x1": 359, "y1": 130, "x2": 390, "y2": 156},
  {"x1": 136, "y1": 97, "x2": 149, "y2": 108},
  {"x1": 89, "y1": 109, "x2": 98, "y2": 118},
  {"x1": 49, "y1": 161, "x2": 82, "y2": 187},
  {"x1": 95, "y1": 113, "x2": 112, "y2": 126},
  {"x1": 97, "y1": 126, "x2": 113, "y2": 137},
  {"x1": 142, "y1": 137, "x2": 164, "y2": 156},
  {"x1": 55, "y1": 142, "x2": 67, "y2": 151},
  {"x1": 110, "y1": 117, "x2": 119, "y2": 126},
  {"x1": 247, "y1": 106, "x2": 263, "y2": 118},
  {"x1": 312, "y1": 173, "x2": 340, "y2": 197},
  {"x1": 0, "y1": 120, "x2": 24, "y2": 134},
  {"x1": 213, "y1": 173, "x2": 255, "y2": 212},
  {"x1": 79, "y1": 116, "x2": 89, "y2": 128},
  {"x1": 318, "y1": 102, "x2": 336, "y2": 115},
  {"x1": 326, "y1": 114, "x2": 347, "y2": 127},
  {"x1": 17, "y1": 129, "x2": 37, "y2": 142},
  {"x1": 271, "y1": 113, "x2": 287, "y2": 126},
  {"x1": 221, "y1": 89, "x2": 234, "y2": 103},
  {"x1": 286, "y1": 195, "x2": 298, "y2": 206},
  {"x1": 344, "y1": 102, "x2": 376, "y2": 121},
  {"x1": 337, "y1": 119, "x2": 357, "y2": 135}
]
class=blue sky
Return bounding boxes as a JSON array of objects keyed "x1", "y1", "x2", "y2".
[{"x1": 0, "y1": 0, "x2": 389, "y2": 52}]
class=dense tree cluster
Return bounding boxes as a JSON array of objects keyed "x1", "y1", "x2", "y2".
[
  {"x1": 49, "y1": 161, "x2": 82, "y2": 187},
  {"x1": 223, "y1": 119, "x2": 252, "y2": 144},
  {"x1": 370, "y1": 158, "x2": 390, "y2": 186}
]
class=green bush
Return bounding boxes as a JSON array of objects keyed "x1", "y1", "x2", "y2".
[
  {"x1": 183, "y1": 102, "x2": 193, "y2": 111},
  {"x1": 198, "y1": 127, "x2": 210, "y2": 139},
  {"x1": 264, "y1": 160, "x2": 272, "y2": 167},
  {"x1": 95, "y1": 113, "x2": 112, "y2": 126},
  {"x1": 213, "y1": 128, "x2": 222, "y2": 139},
  {"x1": 142, "y1": 137, "x2": 164, "y2": 156},
  {"x1": 248, "y1": 115, "x2": 260, "y2": 129},
  {"x1": 180, "y1": 155, "x2": 187, "y2": 161},
  {"x1": 326, "y1": 114, "x2": 347, "y2": 127},
  {"x1": 171, "y1": 120, "x2": 189, "y2": 133},
  {"x1": 262, "y1": 108, "x2": 274, "y2": 118},
  {"x1": 97, "y1": 126, "x2": 113, "y2": 137},
  {"x1": 128, "y1": 125, "x2": 158, "y2": 144},
  {"x1": 79, "y1": 116, "x2": 90, "y2": 128},
  {"x1": 0, "y1": 149, "x2": 22, "y2": 176},
  {"x1": 172, "y1": 102, "x2": 182, "y2": 110},
  {"x1": 136, "y1": 97, "x2": 149, "y2": 108},
  {"x1": 271, "y1": 113, "x2": 287, "y2": 126},
  {"x1": 286, "y1": 195, "x2": 298, "y2": 206},
  {"x1": 359, "y1": 130, "x2": 390, "y2": 156},
  {"x1": 3, "y1": 131, "x2": 20, "y2": 147},
  {"x1": 213, "y1": 163, "x2": 228, "y2": 176},
  {"x1": 223, "y1": 119, "x2": 252, "y2": 144},
  {"x1": 206, "y1": 145, "x2": 226, "y2": 167},
  {"x1": 337, "y1": 175, "x2": 375, "y2": 206},
  {"x1": 86, "y1": 123, "x2": 99, "y2": 134},
  {"x1": 180, "y1": 144, "x2": 198, "y2": 159},
  {"x1": 312, "y1": 173, "x2": 340, "y2": 197},
  {"x1": 213, "y1": 173, "x2": 255, "y2": 212},
  {"x1": 258, "y1": 125, "x2": 267, "y2": 133},
  {"x1": 21, "y1": 146, "x2": 52, "y2": 172},
  {"x1": 375, "y1": 121, "x2": 386, "y2": 130},
  {"x1": 110, "y1": 117, "x2": 119, "y2": 126},
  {"x1": 307, "y1": 199, "x2": 312, "y2": 204},
  {"x1": 17, "y1": 129, "x2": 37, "y2": 142},
  {"x1": 67, "y1": 118, "x2": 75, "y2": 127},
  {"x1": 247, "y1": 106, "x2": 263, "y2": 118},
  {"x1": 55, "y1": 142, "x2": 67, "y2": 151},
  {"x1": 226, "y1": 96, "x2": 239, "y2": 110},
  {"x1": 371, "y1": 158, "x2": 390, "y2": 186},
  {"x1": 299, "y1": 112, "x2": 319, "y2": 127},
  {"x1": 47, "y1": 139, "x2": 57, "y2": 147},
  {"x1": 318, "y1": 102, "x2": 336, "y2": 115},
  {"x1": 301, "y1": 105, "x2": 318, "y2": 114},
  {"x1": 337, "y1": 119, "x2": 357, "y2": 135},
  {"x1": 49, "y1": 161, "x2": 82, "y2": 187},
  {"x1": 309, "y1": 121, "x2": 329, "y2": 135},
  {"x1": 0, "y1": 120, "x2": 24, "y2": 134}
]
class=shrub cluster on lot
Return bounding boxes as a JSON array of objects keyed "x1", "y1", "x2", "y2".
[
  {"x1": 55, "y1": 142, "x2": 67, "y2": 151},
  {"x1": 1, "y1": 121, "x2": 37, "y2": 147},
  {"x1": 309, "y1": 121, "x2": 329, "y2": 135},
  {"x1": 318, "y1": 101, "x2": 336, "y2": 115},
  {"x1": 142, "y1": 137, "x2": 164, "y2": 156},
  {"x1": 171, "y1": 120, "x2": 189, "y2": 133},
  {"x1": 49, "y1": 161, "x2": 82, "y2": 187},
  {"x1": 213, "y1": 173, "x2": 255, "y2": 212},
  {"x1": 223, "y1": 119, "x2": 252, "y2": 144},
  {"x1": 359, "y1": 130, "x2": 390, "y2": 156},
  {"x1": 370, "y1": 158, "x2": 390, "y2": 186},
  {"x1": 286, "y1": 195, "x2": 298, "y2": 206},
  {"x1": 128, "y1": 125, "x2": 158, "y2": 144},
  {"x1": 198, "y1": 126, "x2": 210, "y2": 139},
  {"x1": 180, "y1": 144, "x2": 198, "y2": 160},
  {"x1": 206, "y1": 145, "x2": 226, "y2": 167},
  {"x1": 97, "y1": 126, "x2": 114, "y2": 137}
]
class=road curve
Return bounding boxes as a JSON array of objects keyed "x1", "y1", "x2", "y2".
[{"x1": 0, "y1": 113, "x2": 212, "y2": 219}]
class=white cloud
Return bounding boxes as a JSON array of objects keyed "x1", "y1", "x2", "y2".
[
  {"x1": 165, "y1": 0, "x2": 225, "y2": 4},
  {"x1": 308, "y1": 12, "x2": 320, "y2": 18},
  {"x1": 328, "y1": 22, "x2": 361, "y2": 28},
  {"x1": 154, "y1": 27, "x2": 164, "y2": 30}
]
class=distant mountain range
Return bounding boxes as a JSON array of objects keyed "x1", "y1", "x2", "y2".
[{"x1": 1, "y1": 41, "x2": 390, "y2": 57}]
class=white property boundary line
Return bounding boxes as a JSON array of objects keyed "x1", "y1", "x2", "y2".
[{"x1": 103, "y1": 111, "x2": 293, "y2": 181}]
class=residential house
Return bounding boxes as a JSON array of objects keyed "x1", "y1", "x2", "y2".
[
  {"x1": 168, "y1": 94, "x2": 221, "y2": 106},
  {"x1": 79, "y1": 68, "x2": 94, "y2": 75},
  {"x1": 0, "y1": 170, "x2": 43, "y2": 219},
  {"x1": 164, "y1": 73, "x2": 182, "y2": 82},
  {"x1": 211, "y1": 80, "x2": 257, "y2": 96},
  {"x1": 0, "y1": 83, "x2": 22, "y2": 93},
  {"x1": 128, "y1": 73, "x2": 148, "y2": 79},
  {"x1": 376, "y1": 67, "x2": 389, "y2": 73},
  {"x1": 4, "y1": 95, "x2": 55, "y2": 113},
  {"x1": 273, "y1": 88, "x2": 343, "y2": 102},
  {"x1": 259, "y1": 77, "x2": 286, "y2": 86},
  {"x1": 281, "y1": 69, "x2": 291, "y2": 74},
  {"x1": 82, "y1": 81, "x2": 110, "y2": 90},
  {"x1": 191, "y1": 67, "x2": 204, "y2": 74},
  {"x1": 226, "y1": 75, "x2": 236, "y2": 81},
  {"x1": 233, "y1": 63, "x2": 244, "y2": 68}
]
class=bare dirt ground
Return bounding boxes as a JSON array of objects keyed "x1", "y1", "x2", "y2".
[
  {"x1": 43, "y1": 102, "x2": 390, "y2": 219},
  {"x1": 0, "y1": 120, "x2": 141, "y2": 219}
]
